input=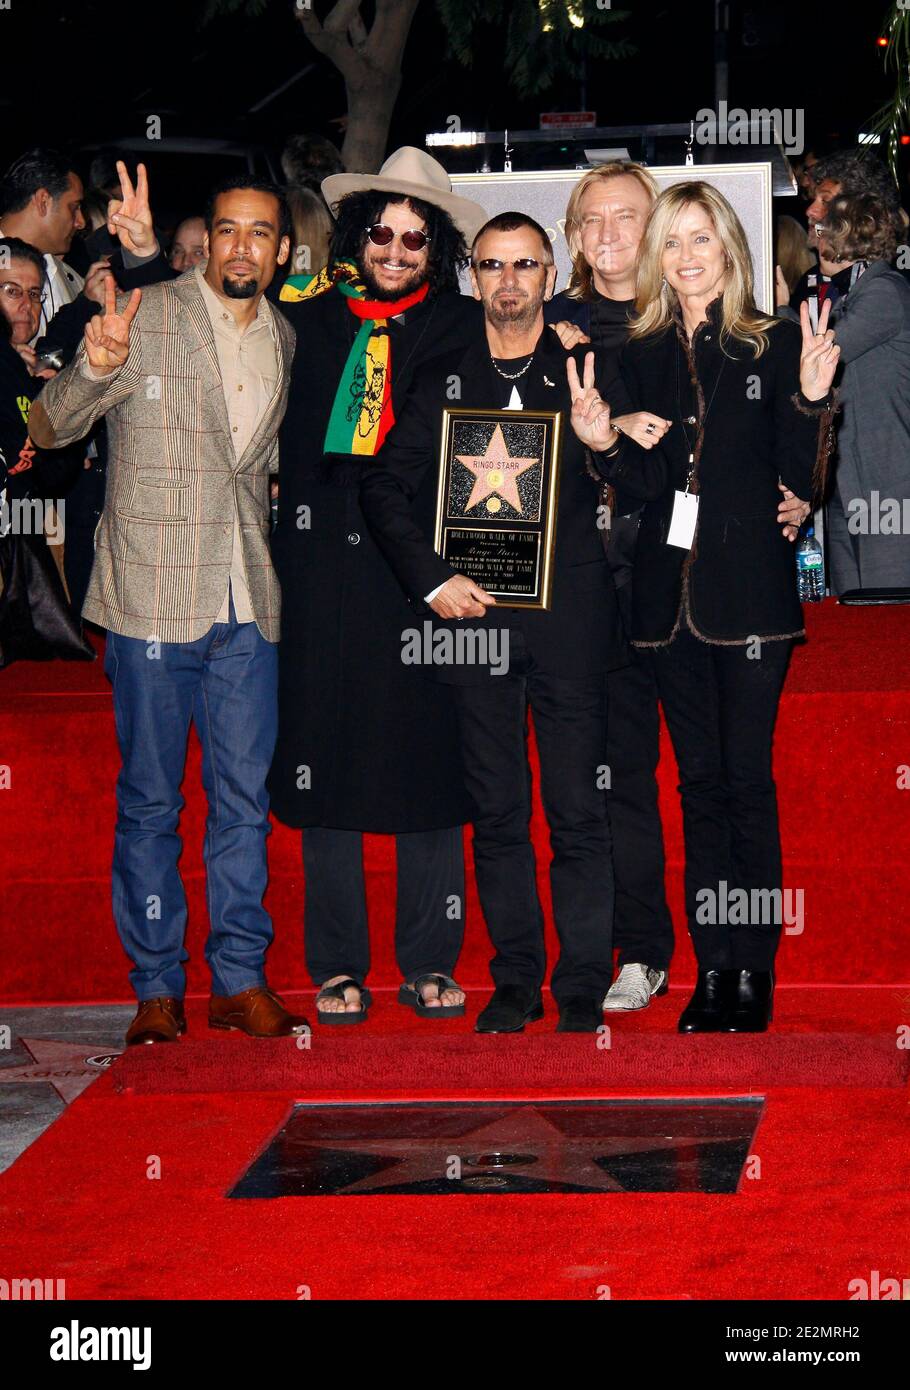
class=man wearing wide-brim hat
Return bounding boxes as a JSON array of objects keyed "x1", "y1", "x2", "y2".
[{"x1": 268, "y1": 148, "x2": 487, "y2": 1024}]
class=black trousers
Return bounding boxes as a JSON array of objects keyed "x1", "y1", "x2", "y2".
[
  {"x1": 607, "y1": 586, "x2": 674, "y2": 971},
  {"x1": 62, "y1": 457, "x2": 106, "y2": 618},
  {"x1": 452, "y1": 632, "x2": 614, "y2": 1004},
  {"x1": 302, "y1": 825, "x2": 465, "y2": 986},
  {"x1": 647, "y1": 627, "x2": 793, "y2": 971}
]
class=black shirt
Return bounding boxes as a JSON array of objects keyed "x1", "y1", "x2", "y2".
[
  {"x1": 544, "y1": 288, "x2": 636, "y2": 352},
  {"x1": 588, "y1": 294, "x2": 636, "y2": 352},
  {"x1": 490, "y1": 353, "x2": 533, "y2": 408}
]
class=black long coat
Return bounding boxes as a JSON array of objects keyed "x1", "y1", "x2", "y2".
[
  {"x1": 359, "y1": 328, "x2": 667, "y2": 683},
  {"x1": 268, "y1": 288, "x2": 480, "y2": 832},
  {"x1": 619, "y1": 302, "x2": 831, "y2": 645}
]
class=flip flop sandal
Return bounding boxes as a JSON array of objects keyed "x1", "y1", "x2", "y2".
[
  {"x1": 315, "y1": 978, "x2": 372, "y2": 1026},
  {"x1": 398, "y1": 973, "x2": 466, "y2": 1019}
]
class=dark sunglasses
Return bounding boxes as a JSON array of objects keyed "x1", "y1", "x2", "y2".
[
  {"x1": 365, "y1": 224, "x2": 430, "y2": 252},
  {"x1": 474, "y1": 257, "x2": 544, "y2": 274}
]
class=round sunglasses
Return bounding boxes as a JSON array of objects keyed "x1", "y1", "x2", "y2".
[
  {"x1": 365, "y1": 223, "x2": 430, "y2": 252},
  {"x1": 474, "y1": 258, "x2": 544, "y2": 274}
]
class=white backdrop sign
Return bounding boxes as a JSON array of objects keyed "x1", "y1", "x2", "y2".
[{"x1": 452, "y1": 163, "x2": 775, "y2": 313}]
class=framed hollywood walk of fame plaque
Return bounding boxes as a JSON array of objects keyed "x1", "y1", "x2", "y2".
[{"x1": 434, "y1": 407, "x2": 562, "y2": 610}]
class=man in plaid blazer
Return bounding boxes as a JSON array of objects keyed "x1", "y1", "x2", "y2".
[{"x1": 30, "y1": 174, "x2": 309, "y2": 1044}]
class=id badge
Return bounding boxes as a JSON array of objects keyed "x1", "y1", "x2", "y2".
[{"x1": 666, "y1": 490, "x2": 699, "y2": 550}]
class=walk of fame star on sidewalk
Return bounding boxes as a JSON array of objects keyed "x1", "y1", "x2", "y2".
[
  {"x1": 0, "y1": 1039, "x2": 122, "y2": 1104},
  {"x1": 230, "y1": 1100, "x2": 761, "y2": 1198}
]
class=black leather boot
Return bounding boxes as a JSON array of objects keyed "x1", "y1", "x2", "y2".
[
  {"x1": 677, "y1": 969, "x2": 737, "y2": 1033},
  {"x1": 475, "y1": 984, "x2": 544, "y2": 1034},
  {"x1": 722, "y1": 970, "x2": 774, "y2": 1032},
  {"x1": 556, "y1": 995, "x2": 602, "y2": 1033}
]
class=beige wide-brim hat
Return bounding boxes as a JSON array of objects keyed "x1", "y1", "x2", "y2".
[{"x1": 322, "y1": 146, "x2": 489, "y2": 244}]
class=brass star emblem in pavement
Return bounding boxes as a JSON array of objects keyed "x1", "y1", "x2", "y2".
[
  {"x1": 456, "y1": 423, "x2": 539, "y2": 514},
  {"x1": 313, "y1": 1107, "x2": 630, "y2": 1194},
  {"x1": 0, "y1": 1039, "x2": 122, "y2": 1104}
]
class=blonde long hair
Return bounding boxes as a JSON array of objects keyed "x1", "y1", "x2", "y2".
[
  {"x1": 564, "y1": 162, "x2": 660, "y2": 301},
  {"x1": 631, "y1": 181, "x2": 777, "y2": 356}
]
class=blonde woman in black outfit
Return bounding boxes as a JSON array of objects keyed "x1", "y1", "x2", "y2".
[{"x1": 619, "y1": 182, "x2": 838, "y2": 1033}]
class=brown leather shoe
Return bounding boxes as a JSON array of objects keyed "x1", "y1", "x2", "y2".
[
  {"x1": 208, "y1": 986, "x2": 310, "y2": 1037},
  {"x1": 126, "y1": 997, "x2": 186, "y2": 1046}
]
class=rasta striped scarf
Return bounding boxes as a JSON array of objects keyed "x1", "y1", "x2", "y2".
[{"x1": 280, "y1": 260, "x2": 430, "y2": 455}]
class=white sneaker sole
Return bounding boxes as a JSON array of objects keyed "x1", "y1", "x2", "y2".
[{"x1": 602, "y1": 994, "x2": 652, "y2": 1012}]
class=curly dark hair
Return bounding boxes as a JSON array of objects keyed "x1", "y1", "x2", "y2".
[
  {"x1": 821, "y1": 194, "x2": 900, "y2": 265},
  {"x1": 811, "y1": 151, "x2": 900, "y2": 213},
  {"x1": 329, "y1": 190, "x2": 468, "y2": 295}
]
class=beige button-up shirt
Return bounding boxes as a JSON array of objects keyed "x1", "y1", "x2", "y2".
[{"x1": 194, "y1": 265, "x2": 278, "y2": 624}]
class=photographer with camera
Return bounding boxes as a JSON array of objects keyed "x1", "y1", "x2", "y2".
[
  {"x1": 0, "y1": 239, "x2": 83, "y2": 522},
  {"x1": 0, "y1": 237, "x2": 91, "y2": 665}
]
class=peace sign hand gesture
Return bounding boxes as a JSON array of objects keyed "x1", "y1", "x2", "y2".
[
  {"x1": 84, "y1": 275, "x2": 142, "y2": 377},
  {"x1": 799, "y1": 298, "x2": 840, "y2": 401},
  {"x1": 567, "y1": 351, "x2": 619, "y2": 452},
  {"x1": 106, "y1": 161, "x2": 157, "y2": 256}
]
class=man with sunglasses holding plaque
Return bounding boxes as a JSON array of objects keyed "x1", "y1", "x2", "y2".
[
  {"x1": 361, "y1": 212, "x2": 666, "y2": 1033},
  {"x1": 268, "y1": 149, "x2": 489, "y2": 1024}
]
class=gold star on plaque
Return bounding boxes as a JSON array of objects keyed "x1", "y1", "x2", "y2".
[{"x1": 456, "y1": 424, "x2": 538, "y2": 514}]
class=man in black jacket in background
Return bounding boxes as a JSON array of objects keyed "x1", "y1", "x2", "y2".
[{"x1": 361, "y1": 213, "x2": 666, "y2": 1033}]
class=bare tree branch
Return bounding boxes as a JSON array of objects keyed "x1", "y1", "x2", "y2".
[
  {"x1": 321, "y1": 0, "x2": 364, "y2": 37},
  {"x1": 297, "y1": 1, "x2": 367, "y2": 85},
  {"x1": 293, "y1": 0, "x2": 423, "y2": 171},
  {"x1": 348, "y1": 10, "x2": 369, "y2": 46},
  {"x1": 367, "y1": 0, "x2": 421, "y2": 60}
]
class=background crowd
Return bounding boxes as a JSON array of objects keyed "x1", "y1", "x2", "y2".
[{"x1": 0, "y1": 135, "x2": 908, "y2": 664}]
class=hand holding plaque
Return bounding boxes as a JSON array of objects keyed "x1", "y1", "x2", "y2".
[
  {"x1": 430, "y1": 574, "x2": 497, "y2": 620},
  {"x1": 567, "y1": 352, "x2": 620, "y2": 453}
]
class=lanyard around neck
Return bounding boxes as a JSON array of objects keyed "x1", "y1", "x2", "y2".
[{"x1": 676, "y1": 331, "x2": 728, "y2": 493}]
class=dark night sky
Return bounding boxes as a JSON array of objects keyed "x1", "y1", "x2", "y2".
[{"x1": 0, "y1": 0, "x2": 904, "y2": 214}]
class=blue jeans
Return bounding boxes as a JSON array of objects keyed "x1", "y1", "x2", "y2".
[{"x1": 104, "y1": 606, "x2": 278, "y2": 1001}]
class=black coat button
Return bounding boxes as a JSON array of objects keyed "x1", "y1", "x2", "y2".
[{"x1": 347, "y1": 532, "x2": 360, "y2": 545}]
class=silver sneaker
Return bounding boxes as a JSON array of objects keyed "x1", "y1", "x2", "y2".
[{"x1": 603, "y1": 963, "x2": 668, "y2": 1012}]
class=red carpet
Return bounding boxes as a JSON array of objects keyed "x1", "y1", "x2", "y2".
[
  {"x1": 3, "y1": 601, "x2": 910, "y2": 1003},
  {"x1": 12, "y1": 1086, "x2": 905, "y2": 1301},
  {"x1": 2, "y1": 604, "x2": 909, "y2": 1300},
  {"x1": 111, "y1": 1011, "x2": 909, "y2": 1096}
]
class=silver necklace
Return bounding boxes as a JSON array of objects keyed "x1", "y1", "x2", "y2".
[{"x1": 491, "y1": 353, "x2": 534, "y2": 381}]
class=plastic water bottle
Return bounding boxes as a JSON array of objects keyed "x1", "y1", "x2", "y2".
[{"x1": 796, "y1": 525, "x2": 824, "y2": 602}]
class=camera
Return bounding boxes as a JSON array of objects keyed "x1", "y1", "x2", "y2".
[{"x1": 34, "y1": 347, "x2": 66, "y2": 372}]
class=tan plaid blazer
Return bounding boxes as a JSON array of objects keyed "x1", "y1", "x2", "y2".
[{"x1": 30, "y1": 270, "x2": 295, "y2": 643}]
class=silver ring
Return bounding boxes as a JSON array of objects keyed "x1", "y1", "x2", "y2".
[{"x1": 646, "y1": 423, "x2": 656, "y2": 434}]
